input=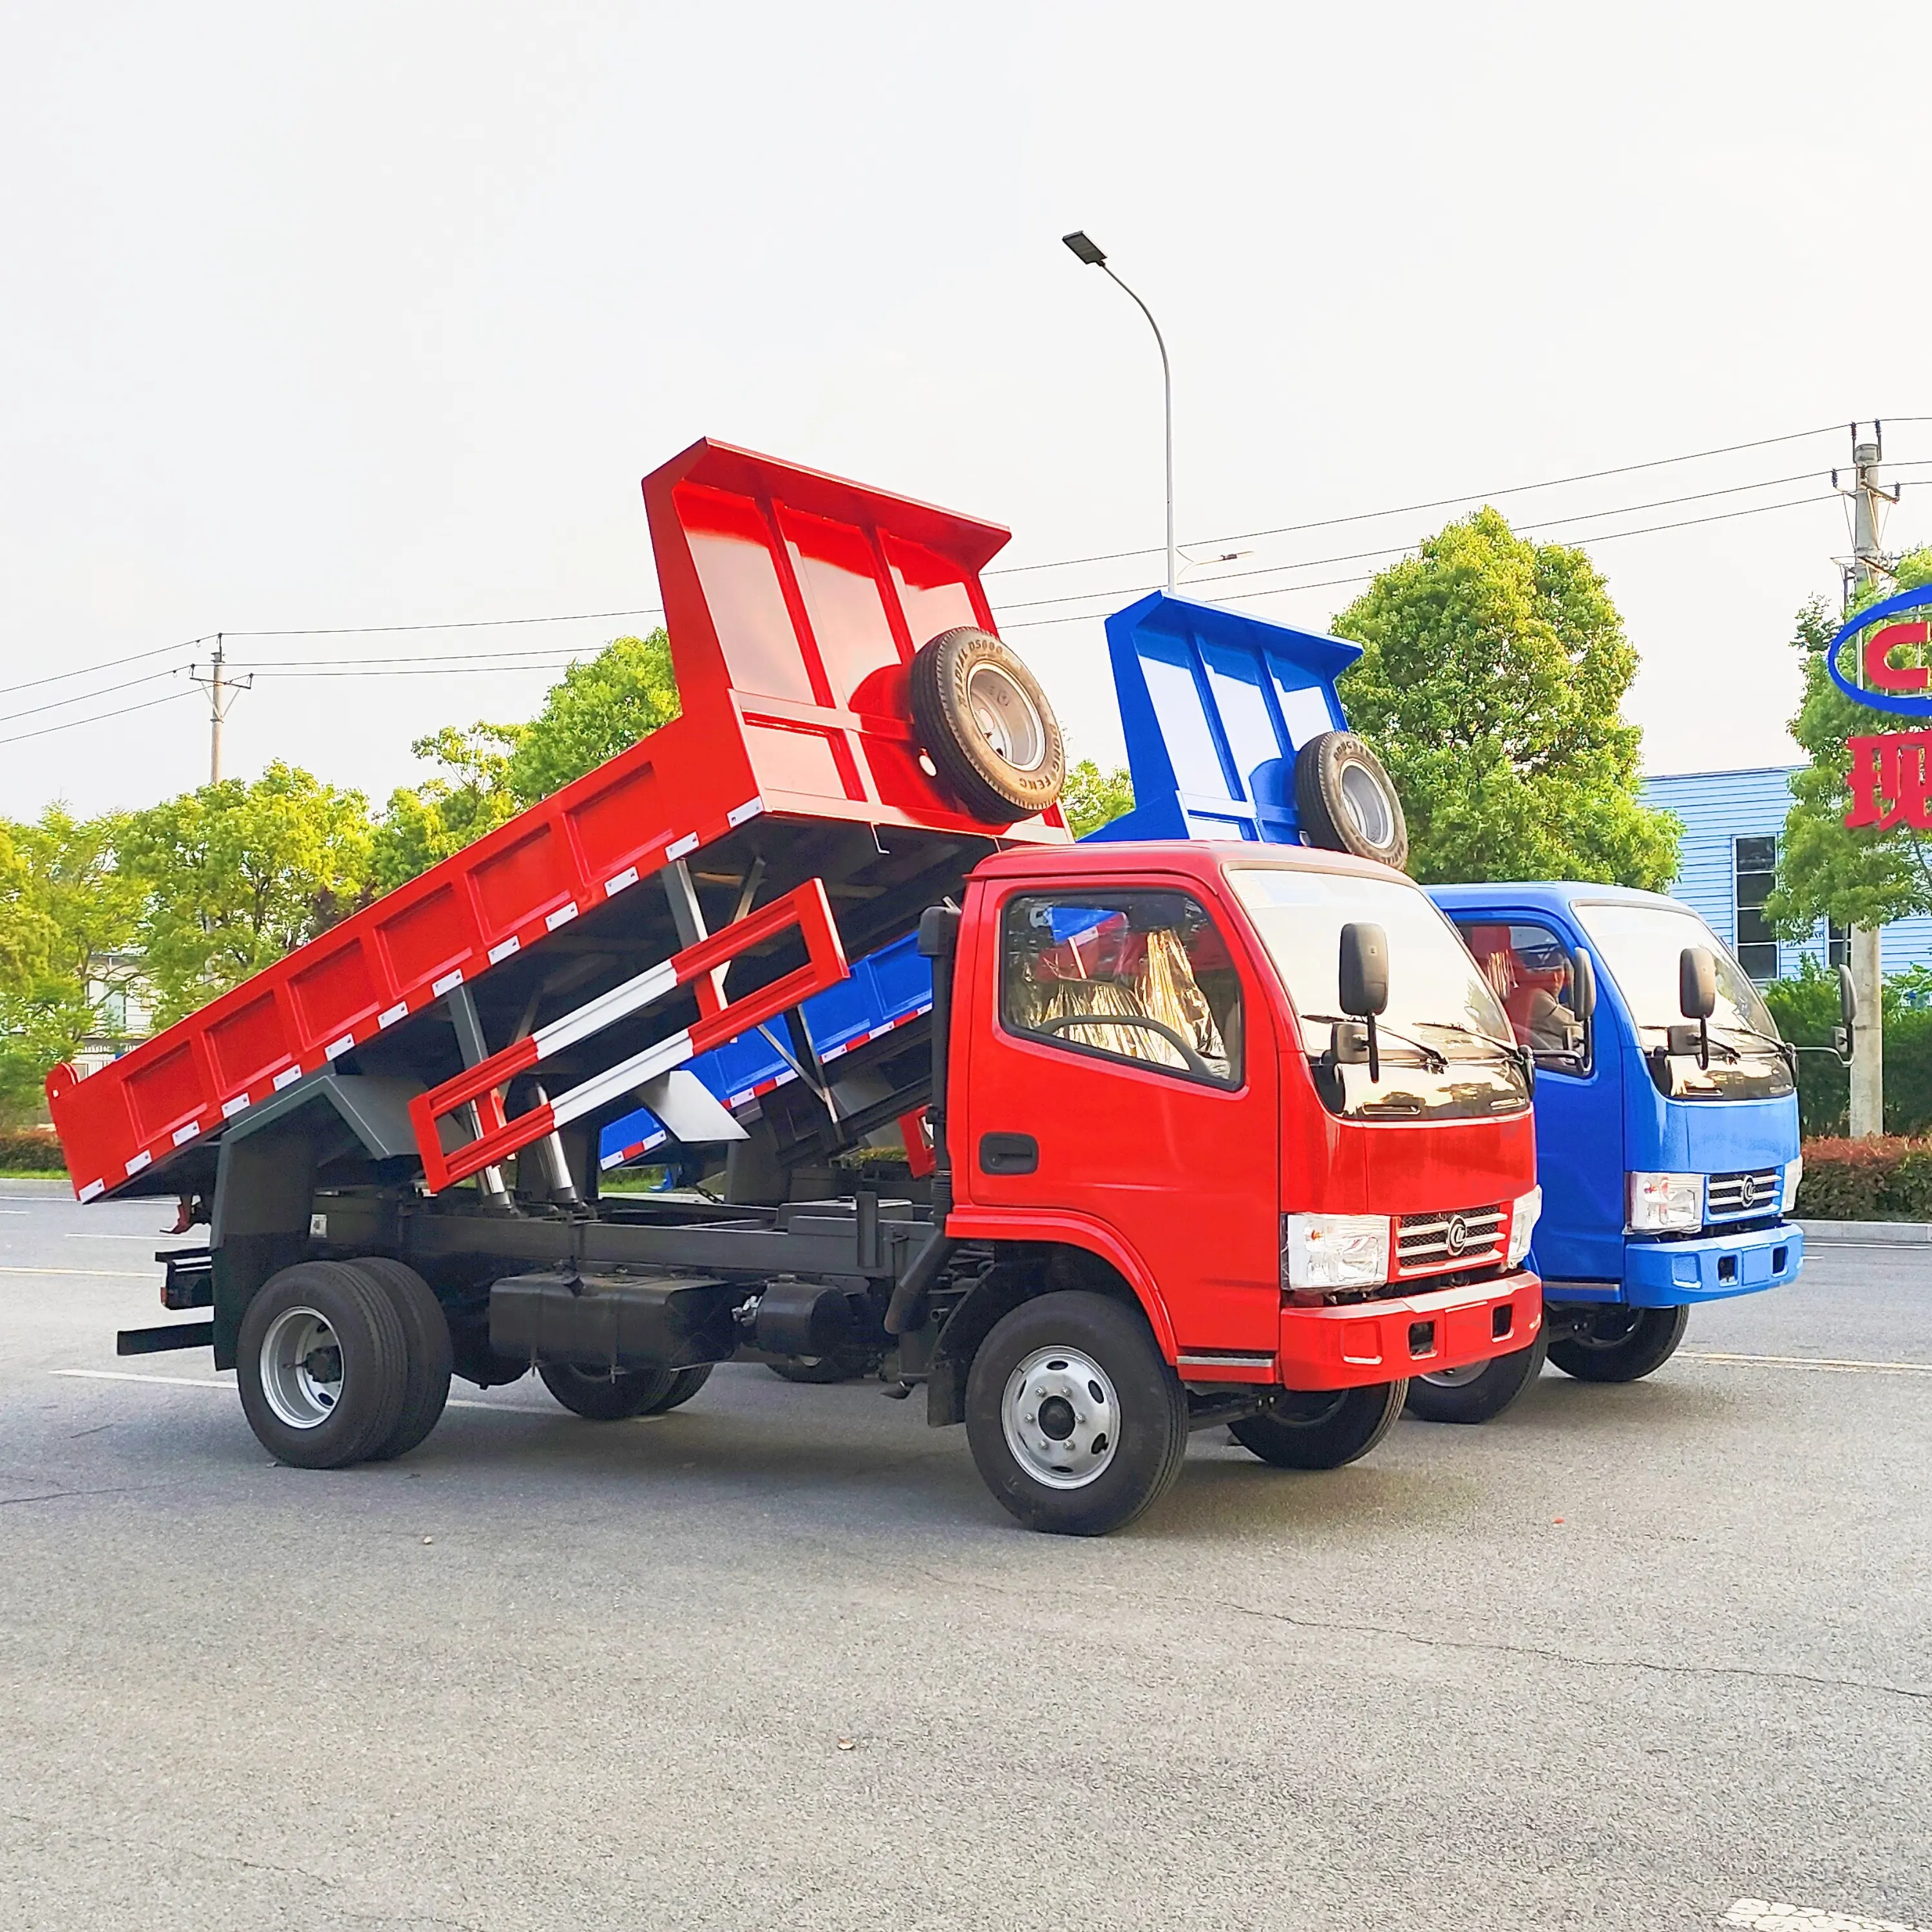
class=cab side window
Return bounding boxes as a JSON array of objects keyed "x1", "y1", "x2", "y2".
[
  {"x1": 1001, "y1": 891, "x2": 1242, "y2": 1087},
  {"x1": 1457, "y1": 920, "x2": 1584, "y2": 1063}
]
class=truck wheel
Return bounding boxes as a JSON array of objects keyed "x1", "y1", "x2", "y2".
[
  {"x1": 1548, "y1": 1305, "x2": 1689, "y2": 1383},
  {"x1": 538, "y1": 1361, "x2": 694, "y2": 1419},
  {"x1": 768, "y1": 1349, "x2": 880, "y2": 1385},
  {"x1": 654, "y1": 1363, "x2": 714, "y2": 1412},
  {"x1": 238, "y1": 1260, "x2": 410, "y2": 1470},
  {"x1": 910, "y1": 627, "x2": 1066, "y2": 824},
  {"x1": 1404, "y1": 1331, "x2": 1549, "y2": 1425},
  {"x1": 1293, "y1": 731, "x2": 1409, "y2": 871},
  {"x1": 1231, "y1": 1379, "x2": 1407, "y2": 1470},
  {"x1": 965, "y1": 1291, "x2": 1189, "y2": 1535},
  {"x1": 349, "y1": 1258, "x2": 454, "y2": 1461}
]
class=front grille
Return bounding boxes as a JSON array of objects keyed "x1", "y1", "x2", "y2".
[
  {"x1": 1707, "y1": 1168, "x2": 1781, "y2": 1218},
  {"x1": 1397, "y1": 1204, "x2": 1505, "y2": 1275}
]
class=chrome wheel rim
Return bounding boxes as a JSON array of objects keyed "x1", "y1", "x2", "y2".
[
  {"x1": 260, "y1": 1305, "x2": 343, "y2": 1430},
  {"x1": 1001, "y1": 1346, "x2": 1119, "y2": 1490},
  {"x1": 965, "y1": 662, "x2": 1047, "y2": 773},
  {"x1": 1339, "y1": 762, "x2": 1394, "y2": 848}
]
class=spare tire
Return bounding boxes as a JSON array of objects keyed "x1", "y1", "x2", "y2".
[
  {"x1": 910, "y1": 627, "x2": 1065, "y2": 824},
  {"x1": 1294, "y1": 730, "x2": 1409, "y2": 871}
]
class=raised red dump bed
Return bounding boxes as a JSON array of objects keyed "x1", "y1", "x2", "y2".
[{"x1": 49, "y1": 439, "x2": 1069, "y2": 1204}]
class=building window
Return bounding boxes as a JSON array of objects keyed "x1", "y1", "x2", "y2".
[
  {"x1": 1826, "y1": 920, "x2": 1850, "y2": 969},
  {"x1": 1733, "y1": 835, "x2": 1779, "y2": 981}
]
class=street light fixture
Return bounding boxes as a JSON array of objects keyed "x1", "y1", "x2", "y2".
[{"x1": 1062, "y1": 230, "x2": 1176, "y2": 595}]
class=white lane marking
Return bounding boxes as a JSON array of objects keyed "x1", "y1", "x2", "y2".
[
  {"x1": 67, "y1": 1234, "x2": 198, "y2": 1243},
  {"x1": 1, "y1": 1266, "x2": 158, "y2": 1278},
  {"x1": 1727, "y1": 1898, "x2": 1927, "y2": 1931},
  {"x1": 0, "y1": 1210, "x2": 29, "y2": 1215},
  {"x1": 51, "y1": 1368, "x2": 553, "y2": 1415},
  {"x1": 1686, "y1": 1351, "x2": 1932, "y2": 1376}
]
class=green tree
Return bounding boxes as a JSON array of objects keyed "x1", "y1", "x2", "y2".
[
  {"x1": 370, "y1": 722, "x2": 524, "y2": 894},
  {"x1": 0, "y1": 807, "x2": 143, "y2": 1123},
  {"x1": 1766, "y1": 548, "x2": 1932, "y2": 937},
  {"x1": 1062, "y1": 759, "x2": 1134, "y2": 837},
  {"x1": 504, "y1": 629, "x2": 679, "y2": 802},
  {"x1": 1330, "y1": 507, "x2": 1680, "y2": 887},
  {"x1": 117, "y1": 764, "x2": 374, "y2": 1025}
]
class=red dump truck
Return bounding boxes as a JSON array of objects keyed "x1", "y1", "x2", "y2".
[{"x1": 48, "y1": 440, "x2": 1542, "y2": 1533}]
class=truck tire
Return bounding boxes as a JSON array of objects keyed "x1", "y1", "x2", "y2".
[
  {"x1": 1293, "y1": 730, "x2": 1409, "y2": 871},
  {"x1": 964, "y1": 1290, "x2": 1189, "y2": 1535},
  {"x1": 910, "y1": 627, "x2": 1065, "y2": 824},
  {"x1": 237, "y1": 1260, "x2": 411, "y2": 1470},
  {"x1": 1548, "y1": 1305, "x2": 1689, "y2": 1383},
  {"x1": 538, "y1": 1361, "x2": 709, "y2": 1419},
  {"x1": 1404, "y1": 1330, "x2": 1549, "y2": 1425},
  {"x1": 1230, "y1": 1379, "x2": 1407, "y2": 1470},
  {"x1": 768, "y1": 1349, "x2": 881, "y2": 1385},
  {"x1": 350, "y1": 1258, "x2": 454, "y2": 1460}
]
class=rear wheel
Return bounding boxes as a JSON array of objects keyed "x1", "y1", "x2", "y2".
[
  {"x1": 238, "y1": 1260, "x2": 410, "y2": 1469},
  {"x1": 965, "y1": 1291, "x2": 1189, "y2": 1536},
  {"x1": 1405, "y1": 1329, "x2": 1549, "y2": 1425},
  {"x1": 349, "y1": 1258, "x2": 453, "y2": 1460},
  {"x1": 538, "y1": 1361, "x2": 710, "y2": 1420},
  {"x1": 1548, "y1": 1305, "x2": 1689, "y2": 1383},
  {"x1": 1231, "y1": 1379, "x2": 1407, "y2": 1470}
]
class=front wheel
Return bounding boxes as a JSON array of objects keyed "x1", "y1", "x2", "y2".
[
  {"x1": 965, "y1": 1291, "x2": 1189, "y2": 1535},
  {"x1": 1548, "y1": 1304, "x2": 1689, "y2": 1383},
  {"x1": 1231, "y1": 1379, "x2": 1407, "y2": 1470},
  {"x1": 539, "y1": 1361, "x2": 705, "y2": 1420},
  {"x1": 1405, "y1": 1330, "x2": 1549, "y2": 1425}
]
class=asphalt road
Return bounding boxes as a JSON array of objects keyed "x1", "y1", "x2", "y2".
[{"x1": 2, "y1": 1179, "x2": 1927, "y2": 1932}]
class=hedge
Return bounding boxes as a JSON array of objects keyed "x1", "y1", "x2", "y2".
[
  {"x1": 1795, "y1": 1136, "x2": 1932, "y2": 1221},
  {"x1": 0, "y1": 1126, "x2": 66, "y2": 1172}
]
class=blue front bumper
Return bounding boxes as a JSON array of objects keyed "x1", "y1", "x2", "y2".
[{"x1": 1613, "y1": 1220, "x2": 1804, "y2": 1305}]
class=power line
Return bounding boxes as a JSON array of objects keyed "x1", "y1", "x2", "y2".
[
  {"x1": 982, "y1": 419, "x2": 1858, "y2": 577},
  {"x1": 5, "y1": 636, "x2": 210, "y2": 697},
  {"x1": 222, "y1": 605, "x2": 665, "y2": 639},
  {"x1": 0, "y1": 687, "x2": 200, "y2": 748},
  {"x1": 0, "y1": 667, "x2": 187, "y2": 728}
]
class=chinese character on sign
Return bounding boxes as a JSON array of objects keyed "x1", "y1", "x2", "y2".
[{"x1": 1844, "y1": 732, "x2": 1932, "y2": 830}]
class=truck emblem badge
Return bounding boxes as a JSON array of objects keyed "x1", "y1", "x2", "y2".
[
  {"x1": 1737, "y1": 1175, "x2": 1757, "y2": 1207},
  {"x1": 1444, "y1": 1214, "x2": 1469, "y2": 1256}
]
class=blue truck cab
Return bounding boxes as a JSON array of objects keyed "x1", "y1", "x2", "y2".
[{"x1": 1417, "y1": 882, "x2": 1804, "y2": 1417}]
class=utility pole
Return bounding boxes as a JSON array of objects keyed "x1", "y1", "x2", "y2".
[
  {"x1": 189, "y1": 635, "x2": 252, "y2": 785},
  {"x1": 1839, "y1": 424, "x2": 1900, "y2": 1137}
]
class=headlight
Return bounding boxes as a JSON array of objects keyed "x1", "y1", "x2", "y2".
[
  {"x1": 1782, "y1": 1156, "x2": 1804, "y2": 1213},
  {"x1": 1626, "y1": 1171, "x2": 1705, "y2": 1234},
  {"x1": 1282, "y1": 1213, "x2": 1390, "y2": 1291},
  {"x1": 1506, "y1": 1186, "x2": 1542, "y2": 1269}
]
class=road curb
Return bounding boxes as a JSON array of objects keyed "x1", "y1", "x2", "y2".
[{"x1": 1797, "y1": 1217, "x2": 1932, "y2": 1247}]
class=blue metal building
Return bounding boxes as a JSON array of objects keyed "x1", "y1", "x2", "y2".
[{"x1": 1640, "y1": 764, "x2": 1932, "y2": 981}]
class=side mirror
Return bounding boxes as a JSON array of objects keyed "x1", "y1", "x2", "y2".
[
  {"x1": 1338, "y1": 923, "x2": 1389, "y2": 1018},
  {"x1": 1837, "y1": 963, "x2": 1858, "y2": 1029},
  {"x1": 1338, "y1": 922, "x2": 1388, "y2": 1083},
  {"x1": 1572, "y1": 947, "x2": 1597, "y2": 1023},
  {"x1": 1679, "y1": 947, "x2": 1718, "y2": 1021}
]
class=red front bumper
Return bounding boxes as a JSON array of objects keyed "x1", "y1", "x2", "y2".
[{"x1": 1276, "y1": 1268, "x2": 1542, "y2": 1391}]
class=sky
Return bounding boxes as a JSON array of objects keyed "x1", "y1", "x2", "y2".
[{"x1": 3, "y1": 0, "x2": 1929, "y2": 824}]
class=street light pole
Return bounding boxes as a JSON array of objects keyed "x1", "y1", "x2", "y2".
[{"x1": 1062, "y1": 231, "x2": 1175, "y2": 595}]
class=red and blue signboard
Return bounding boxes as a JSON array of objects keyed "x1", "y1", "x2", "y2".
[{"x1": 1829, "y1": 587, "x2": 1932, "y2": 831}]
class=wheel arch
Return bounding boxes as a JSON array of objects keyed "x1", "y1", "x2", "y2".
[{"x1": 925, "y1": 1231, "x2": 1173, "y2": 1428}]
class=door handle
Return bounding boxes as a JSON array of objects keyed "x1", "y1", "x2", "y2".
[{"x1": 978, "y1": 1131, "x2": 1038, "y2": 1175}]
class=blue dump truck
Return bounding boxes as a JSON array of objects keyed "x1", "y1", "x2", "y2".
[{"x1": 601, "y1": 587, "x2": 1828, "y2": 1409}]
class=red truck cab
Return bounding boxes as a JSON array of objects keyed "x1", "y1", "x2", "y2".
[{"x1": 915, "y1": 838, "x2": 1540, "y2": 1530}]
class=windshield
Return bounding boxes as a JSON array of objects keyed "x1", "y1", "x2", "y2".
[
  {"x1": 1227, "y1": 866, "x2": 1530, "y2": 1121},
  {"x1": 1569, "y1": 900, "x2": 1794, "y2": 1103}
]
